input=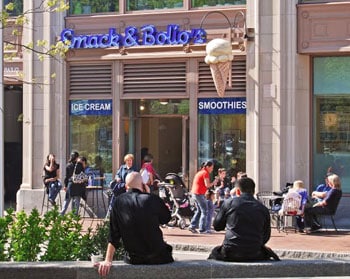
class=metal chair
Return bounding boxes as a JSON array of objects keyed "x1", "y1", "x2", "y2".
[
  {"x1": 279, "y1": 196, "x2": 302, "y2": 233},
  {"x1": 41, "y1": 184, "x2": 62, "y2": 215},
  {"x1": 319, "y1": 196, "x2": 341, "y2": 232},
  {"x1": 256, "y1": 191, "x2": 282, "y2": 229}
]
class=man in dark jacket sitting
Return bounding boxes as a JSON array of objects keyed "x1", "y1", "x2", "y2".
[
  {"x1": 208, "y1": 177, "x2": 279, "y2": 262},
  {"x1": 96, "y1": 172, "x2": 174, "y2": 276}
]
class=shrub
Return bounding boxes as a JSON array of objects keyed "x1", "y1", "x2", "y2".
[{"x1": 0, "y1": 207, "x2": 124, "y2": 261}]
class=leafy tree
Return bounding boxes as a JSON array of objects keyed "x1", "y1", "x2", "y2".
[{"x1": 1, "y1": 0, "x2": 70, "y2": 84}]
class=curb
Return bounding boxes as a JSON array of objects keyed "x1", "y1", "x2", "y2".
[{"x1": 170, "y1": 242, "x2": 350, "y2": 260}]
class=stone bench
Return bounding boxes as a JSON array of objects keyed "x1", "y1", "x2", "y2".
[{"x1": 0, "y1": 257, "x2": 350, "y2": 279}]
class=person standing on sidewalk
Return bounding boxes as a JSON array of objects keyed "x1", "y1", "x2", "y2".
[
  {"x1": 188, "y1": 161, "x2": 216, "y2": 234},
  {"x1": 208, "y1": 177, "x2": 280, "y2": 261},
  {"x1": 60, "y1": 151, "x2": 79, "y2": 215}
]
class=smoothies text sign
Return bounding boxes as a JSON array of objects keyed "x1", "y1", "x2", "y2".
[
  {"x1": 61, "y1": 24, "x2": 206, "y2": 49},
  {"x1": 198, "y1": 97, "x2": 246, "y2": 114},
  {"x1": 70, "y1": 100, "x2": 112, "y2": 116}
]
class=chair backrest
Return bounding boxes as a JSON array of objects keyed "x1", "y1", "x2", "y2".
[
  {"x1": 282, "y1": 195, "x2": 301, "y2": 215},
  {"x1": 328, "y1": 193, "x2": 342, "y2": 215},
  {"x1": 256, "y1": 191, "x2": 274, "y2": 210}
]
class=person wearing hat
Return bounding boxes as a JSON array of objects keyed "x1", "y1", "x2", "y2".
[{"x1": 95, "y1": 172, "x2": 173, "y2": 276}]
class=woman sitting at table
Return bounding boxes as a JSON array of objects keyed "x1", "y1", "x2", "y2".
[{"x1": 278, "y1": 180, "x2": 308, "y2": 232}]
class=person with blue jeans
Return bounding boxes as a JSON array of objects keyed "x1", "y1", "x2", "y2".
[
  {"x1": 205, "y1": 189, "x2": 215, "y2": 233},
  {"x1": 43, "y1": 153, "x2": 62, "y2": 206},
  {"x1": 188, "y1": 161, "x2": 216, "y2": 234}
]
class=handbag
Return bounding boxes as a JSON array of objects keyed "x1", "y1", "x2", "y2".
[{"x1": 72, "y1": 163, "x2": 88, "y2": 184}]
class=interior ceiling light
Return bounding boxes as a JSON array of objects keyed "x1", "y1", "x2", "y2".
[{"x1": 159, "y1": 99, "x2": 169, "y2": 105}]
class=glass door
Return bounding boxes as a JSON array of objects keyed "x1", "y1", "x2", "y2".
[{"x1": 122, "y1": 99, "x2": 189, "y2": 182}]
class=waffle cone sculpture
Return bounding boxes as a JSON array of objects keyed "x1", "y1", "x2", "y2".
[
  {"x1": 205, "y1": 38, "x2": 233, "y2": 97},
  {"x1": 209, "y1": 62, "x2": 230, "y2": 97}
]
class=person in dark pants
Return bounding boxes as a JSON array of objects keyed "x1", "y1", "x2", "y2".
[
  {"x1": 95, "y1": 172, "x2": 174, "y2": 277},
  {"x1": 208, "y1": 177, "x2": 279, "y2": 262},
  {"x1": 305, "y1": 173, "x2": 342, "y2": 232},
  {"x1": 60, "y1": 151, "x2": 80, "y2": 215}
]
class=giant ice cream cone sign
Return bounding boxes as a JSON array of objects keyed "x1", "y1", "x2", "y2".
[{"x1": 204, "y1": 38, "x2": 233, "y2": 97}]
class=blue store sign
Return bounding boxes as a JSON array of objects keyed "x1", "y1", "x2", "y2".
[
  {"x1": 70, "y1": 100, "x2": 112, "y2": 116},
  {"x1": 61, "y1": 24, "x2": 206, "y2": 49},
  {"x1": 198, "y1": 97, "x2": 246, "y2": 114}
]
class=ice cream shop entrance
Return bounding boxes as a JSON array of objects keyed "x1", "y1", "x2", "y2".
[{"x1": 122, "y1": 99, "x2": 189, "y2": 181}]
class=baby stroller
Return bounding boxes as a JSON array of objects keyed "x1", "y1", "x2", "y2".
[{"x1": 158, "y1": 173, "x2": 195, "y2": 229}]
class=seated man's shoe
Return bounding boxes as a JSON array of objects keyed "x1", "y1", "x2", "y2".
[{"x1": 310, "y1": 224, "x2": 322, "y2": 232}]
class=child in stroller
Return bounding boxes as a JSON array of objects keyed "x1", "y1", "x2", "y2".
[{"x1": 158, "y1": 173, "x2": 195, "y2": 229}]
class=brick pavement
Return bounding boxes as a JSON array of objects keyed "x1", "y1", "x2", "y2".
[
  {"x1": 83, "y1": 218, "x2": 350, "y2": 256},
  {"x1": 161, "y1": 226, "x2": 350, "y2": 254}
]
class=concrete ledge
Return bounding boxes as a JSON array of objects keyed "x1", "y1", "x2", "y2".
[
  {"x1": 171, "y1": 243, "x2": 350, "y2": 260},
  {"x1": 0, "y1": 258, "x2": 350, "y2": 279}
]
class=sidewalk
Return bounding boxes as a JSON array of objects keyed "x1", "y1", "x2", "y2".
[
  {"x1": 83, "y1": 218, "x2": 350, "y2": 258},
  {"x1": 161, "y1": 226, "x2": 350, "y2": 258}
]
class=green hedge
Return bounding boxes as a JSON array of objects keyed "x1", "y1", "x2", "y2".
[{"x1": 0, "y1": 208, "x2": 124, "y2": 261}]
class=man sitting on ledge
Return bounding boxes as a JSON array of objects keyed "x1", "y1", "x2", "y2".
[
  {"x1": 208, "y1": 177, "x2": 280, "y2": 262},
  {"x1": 96, "y1": 172, "x2": 174, "y2": 276}
]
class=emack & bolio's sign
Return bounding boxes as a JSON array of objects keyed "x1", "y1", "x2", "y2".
[{"x1": 61, "y1": 24, "x2": 206, "y2": 49}]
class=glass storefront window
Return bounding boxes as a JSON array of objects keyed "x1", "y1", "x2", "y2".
[
  {"x1": 69, "y1": 0, "x2": 119, "y2": 15},
  {"x1": 126, "y1": 0, "x2": 183, "y2": 11},
  {"x1": 122, "y1": 99, "x2": 189, "y2": 177},
  {"x1": 198, "y1": 97, "x2": 246, "y2": 179},
  {"x1": 313, "y1": 57, "x2": 350, "y2": 193},
  {"x1": 69, "y1": 100, "x2": 113, "y2": 185},
  {"x1": 191, "y1": 0, "x2": 245, "y2": 8},
  {"x1": 4, "y1": 0, "x2": 23, "y2": 16}
]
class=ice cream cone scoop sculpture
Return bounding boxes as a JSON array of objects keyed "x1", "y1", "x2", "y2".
[{"x1": 205, "y1": 38, "x2": 233, "y2": 97}]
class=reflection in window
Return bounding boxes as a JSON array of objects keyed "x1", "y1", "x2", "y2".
[
  {"x1": 313, "y1": 56, "x2": 350, "y2": 193},
  {"x1": 70, "y1": 108, "x2": 113, "y2": 185},
  {"x1": 198, "y1": 113, "x2": 246, "y2": 178},
  {"x1": 126, "y1": 0, "x2": 183, "y2": 11},
  {"x1": 191, "y1": 0, "x2": 245, "y2": 8},
  {"x1": 314, "y1": 96, "x2": 350, "y2": 192},
  {"x1": 69, "y1": 0, "x2": 119, "y2": 15},
  {"x1": 4, "y1": 0, "x2": 23, "y2": 16}
]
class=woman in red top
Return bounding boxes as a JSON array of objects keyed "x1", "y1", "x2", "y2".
[{"x1": 188, "y1": 161, "x2": 216, "y2": 234}]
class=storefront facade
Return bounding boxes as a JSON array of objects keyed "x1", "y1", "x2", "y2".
[{"x1": 17, "y1": 0, "x2": 350, "y2": 227}]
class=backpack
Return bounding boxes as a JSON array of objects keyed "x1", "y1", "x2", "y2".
[{"x1": 140, "y1": 168, "x2": 150, "y2": 185}]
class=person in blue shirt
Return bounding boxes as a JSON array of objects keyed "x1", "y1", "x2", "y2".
[
  {"x1": 305, "y1": 174, "x2": 342, "y2": 232},
  {"x1": 312, "y1": 172, "x2": 332, "y2": 202}
]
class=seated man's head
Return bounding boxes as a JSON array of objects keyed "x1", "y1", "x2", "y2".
[
  {"x1": 125, "y1": 171, "x2": 144, "y2": 191},
  {"x1": 237, "y1": 177, "x2": 255, "y2": 195}
]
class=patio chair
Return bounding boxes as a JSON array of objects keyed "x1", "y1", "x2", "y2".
[{"x1": 279, "y1": 195, "x2": 302, "y2": 233}]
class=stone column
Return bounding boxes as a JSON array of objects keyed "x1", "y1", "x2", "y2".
[
  {"x1": 246, "y1": 0, "x2": 310, "y2": 192},
  {"x1": 17, "y1": 1, "x2": 66, "y2": 212}
]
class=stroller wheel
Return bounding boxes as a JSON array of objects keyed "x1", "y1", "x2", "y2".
[
  {"x1": 179, "y1": 219, "x2": 186, "y2": 230},
  {"x1": 168, "y1": 216, "x2": 178, "y2": 227}
]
